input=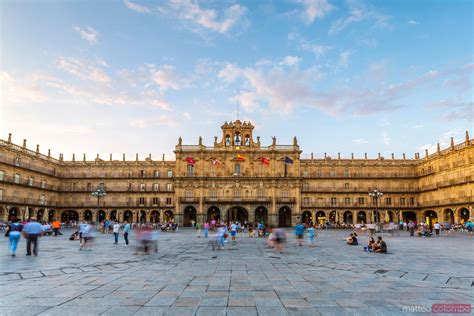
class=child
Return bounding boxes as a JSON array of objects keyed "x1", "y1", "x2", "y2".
[{"x1": 307, "y1": 226, "x2": 316, "y2": 247}]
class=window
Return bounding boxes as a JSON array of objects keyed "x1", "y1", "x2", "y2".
[
  {"x1": 331, "y1": 197, "x2": 337, "y2": 205},
  {"x1": 73, "y1": 183, "x2": 76, "y2": 190},
  {"x1": 140, "y1": 170, "x2": 146, "y2": 178},
  {"x1": 358, "y1": 197, "x2": 365, "y2": 205},
  {"x1": 303, "y1": 197, "x2": 310, "y2": 205},
  {"x1": 154, "y1": 170, "x2": 160, "y2": 177},
  {"x1": 410, "y1": 197, "x2": 415, "y2": 205},
  {"x1": 386, "y1": 198, "x2": 392, "y2": 205},
  {"x1": 153, "y1": 183, "x2": 159, "y2": 191},
  {"x1": 14, "y1": 174, "x2": 20, "y2": 184},
  {"x1": 282, "y1": 190, "x2": 289, "y2": 198},
  {"x1": 303, "y1": 182, "x2": 309, "y2": 190},
  {"x1": 344, "y1": 170, "x2": 349, "y2": 177},
  {"x1": 210, "y1": 189, "x2": 217, "y2": 199},
  {"x1": 139, "y1": 197, "x2": 145, "y2": 205},
  {"x1": 317, "y1": 170, "x2": 322, "y2": 177},
  {"x1": 330, "y1": 170, "x2": 336, "y2": 177},
  {"x1": 187, "y1": 164, "x2": 194, "y2": 176},
  {"x1": 41, "y1": 180, "x2": 46, "y2": 189},
  {"x1": 0, "y1": 171, "x2": 4, "y2": 181},
  {"x1": 234, "y1": 190, "x2": 241, "y2": 198},
  {"x1": 87, "y1": 183, "x2": 91, "y2": 191},
  {"x1": 40, "y1": 194, "x2": 46, "y2": 205},
  {"x1": 257, "y1": 189, "x2": 265, "y2": 199},
  {"x1": 152, "y1": 197, "x2": 159, "y2": 206},
  {"x1": 166, "y1": 197, "x2": 172, "y2": 205},
  {"x1": 344, "y1": 183, "x2": 349, "y2": 189},
  {"x1": 166, "y1": 183, "x2": 173, "y2": 191},
  {"x1": 185, "y1": 190, "x2": 193, "y2": 198},
  {"x1": 167, "y1": 170, "x2": 173, "y2": 178},
  {"x1": 140, "y1": 183, "x2": 146, "y2": 191},
  {"x1": 400, "y1": 197, "x2": 405, "y2": 205},
  {"x1": 15, "y1": 157, "x2": 20, "y2": 166},
  {"x1": 234, "y1": 164, "x2": 241, "y2": 175},
  {"x1": 0, "y1": 189, "x2": 3, "y2": 201},
  {"x1": 128, "y1": 170, "x2": 133, "y2": 178},
  {"x1": 303, "y1": 170, "x2": 308, "y2": 177},
  {"x1": 28, "y1": 177, "x2": 34, "y2": 186},
  {"x1": 128, "y1": 182, "x2": 132, "y2": 191},
  {"x1": 344, "y1": 197, "x2": 351, "y2": 205}
]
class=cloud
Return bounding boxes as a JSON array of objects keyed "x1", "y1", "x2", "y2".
[
  {"x1": 129, "y1": 115, "x2": 178, "y2": 128},
  {"x1": 382, "y1": 131, "x2": 391, "y2": 145},
  {"x1": 167, "y1": 0, "x2": 246, "y2": 33},
  {"x1": 57, "y1": 57, "x2": 111, "y2": 84},
  {"x1": 294, "y1": 0, "x2": 334, "y2": 24},
  {"x1": 288, "y1": 33, "x2": 332, "y2": 56},
  {"x1": 73, "y1": 26, "x2": 99, "y2": 44},
  {"x1": 439, "y1": 103, "x2": 473, "y2": 122},
  {"x1": 337, "y1": 50, "x2": 353, "y2": 69},
  {"x1": 149, "y1": 64, "x2": 182, "y2": 91},
  {"x1": 329, "y1": 1, "x2": 390, "y2": 34},
  {"x1": 124, "y1": 0, "x2": 152, "y2": 14},
  {"x1": 352, "y1": 138, "x2": 368, "y2": 144},
  {"x1": 0, "y1": 72, "x2": 49, "y2": 103},
  {"x1": 280, "y1": 56, "x2": 301, "y2": 66},
  {"x1": 408, "y1": 20, "x2": 419, "y2": 25}
]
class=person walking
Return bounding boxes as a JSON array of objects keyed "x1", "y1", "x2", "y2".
[
  {"x1": 203, "y1": 222, "x2": 209, "y2": 238},
  {"x1": 123, "y1": 221, "x2": 130, "y2": 246},
  {"x1": 408, "y1": 221, "x2": 416, "y2": 236},
  {"x1": 8, "y1": 218, "x2": 23, "y2": 257},
  {"x1": 465, "y1": 220, "x2": 473, "y2": 236},
  {"x1": 230, "y1": 222, "x2": 237, "y2": 242},
  {"x1": 113, "y1": 221, "x2": 121, "y2": 244},
  {"x1": 434, "y1": 222, "x2": 441, "y2": 236},
  {"x1": 295, "y1": 222, "x2": 305, "y2": 246},
  {"x1": 22, "y1": 217, "x2": 43, "y2": 256},
  {"x1": 307, "y1": 225, "x2": 316, "y2": 247},
  {"x1": 52, "y1": 219, "x2": 62, "y2": 236}
]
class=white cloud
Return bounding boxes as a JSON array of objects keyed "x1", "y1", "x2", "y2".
[
  {"x1": 294, "y1": 0, "x2": 334, "y2": 24},
  {"x1": 0, "y1": 72, "x2": 48, "y2": 104},
  {"x1": 329, "y1": 2, "x2": 390, "y2": 34},
  {"x1": 337, "y1": 50, "x2": 353, "y2": 69},
  {"x1": 149, "y1": 64, "x2": 182, "y2": 91},
  {"x1": 280, "y1": 56, "x2": 301, "y2": 67},
  {"x1": 73, "y1": 26, "x2": 99, "y2": 44},
  {"x1": 288, "y1": 33, "x2": 332, "y2": 56},
  {"x1": 352, "y1": 138, "x2": 368, "y2": 144},
  {"x1": 218, "y1": 63, "x2": 242, "y2": 83},
  {"x1": 57, "y1": 57, "x2": 111, "y2": 84},
  {"x1": 168, "y1": 0, "x2": 246, "y2": 33},
  {"x1": 408, "y1": 20, "x2": 419, "y2": 25},
  {"x1": 124, "y1": 0, "x2": 152, "y2": 14}
]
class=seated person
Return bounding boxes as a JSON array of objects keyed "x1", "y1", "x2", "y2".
[
  {"x1": 346, "y1": 233, "x2": 358, "y2": 245},
  {"x1": 364, "y1": 237, "x2": 375, "y2": 251},
  {"x1": 69, "y1": 231, "x2": 79, "y2": 240},
  {"x1": 373, "y1": 236, "x2": 387, "y2": 253}
]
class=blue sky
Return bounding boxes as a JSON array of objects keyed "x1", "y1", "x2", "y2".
[{"x1": 1, "y1": 0, "x2": 472, "y2": 160}]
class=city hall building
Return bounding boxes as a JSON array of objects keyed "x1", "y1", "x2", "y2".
[{"x1": 0, "y1": 120, "x2": 473, "y2": 227}]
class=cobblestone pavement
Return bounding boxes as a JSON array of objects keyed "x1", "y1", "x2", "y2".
[{"x1": 0, "y1": 228, "x2": 473, "y2": 315}]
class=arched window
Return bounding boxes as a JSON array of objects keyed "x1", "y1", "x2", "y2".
[
  {"x1": 225, "y1": 135, "x2": 231, "y2": 146},
  {"x1": 234, "y1": 132, "x2": 241, "y2": 146},
  {"x1": 245, "y1": 135, "x2": 250, "y2": 146},
  {"x1": 234, "y1": 164, "x2": 241, "y2": 175},
  {"x1": 187, "y1": 164, "x2": 194, "y2": 176}
]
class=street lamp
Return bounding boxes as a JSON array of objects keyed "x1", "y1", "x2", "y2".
[
  {"x1": 369, "y1": 189, "x2": 383, "y2": 224},
  {"x1": 92, "y1": 187, "x2": 106, "y2": 224}
]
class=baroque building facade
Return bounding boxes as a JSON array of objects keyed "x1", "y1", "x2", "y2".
[{"x1": 0, "y1": 120, "x2": 473, "y2": 227}]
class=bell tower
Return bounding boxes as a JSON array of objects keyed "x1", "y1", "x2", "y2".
[{"x1": 214, "y1": 120, "x2": 259, "y2": 149}]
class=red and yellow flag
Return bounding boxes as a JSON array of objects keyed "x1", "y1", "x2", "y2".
[
  {"x1": 236, "y1": 154, "x2": 246, "y2": 161},
  {"x1": 261, "y1": 157, "x2": 270, "y2": 165}
]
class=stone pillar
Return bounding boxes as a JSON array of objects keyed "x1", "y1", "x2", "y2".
[
  {"x1": 352, "y1": 211, "x2": 356, "y2": 225},
  {"x1": 311, "y1": 210, "x2": 316, "y2": 224}
]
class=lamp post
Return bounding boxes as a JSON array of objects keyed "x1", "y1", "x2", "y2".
[
  {"x1": 369, "y1": 189, "x2": 383, "y2": 224},
  {"x1": 91, "y1": 187, "x2": 106, "y2": 224}
]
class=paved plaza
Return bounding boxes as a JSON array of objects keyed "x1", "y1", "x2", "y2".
[{"x1": 0, "y1": 228, "x2": 473, "y2": 315}]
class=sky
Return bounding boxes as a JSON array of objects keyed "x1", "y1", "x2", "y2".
[{"x1": 0, "y1": 0, "x2": 472, "y2": 160}]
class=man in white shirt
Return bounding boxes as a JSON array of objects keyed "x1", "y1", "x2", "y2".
[
  {"x1": 113, "y1": 221, "x2": 121, "y2": 244},
  {"x1": 434, "y1": 222, "x2": 441, "y2": 236}
]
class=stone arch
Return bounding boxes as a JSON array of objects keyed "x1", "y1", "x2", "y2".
[
  {"x1": 61, "y1": 210, "x2": 79, "y2": 222},
  {"x1": 98, "y1": 210, "x2": 106, "y2": 222},
  {"x1": 84, "y1": 210, "x2": 93, "y2": 221},
  {"x1": 329, "y1": 210, "x2": 336, "y2": 223},
  {"x1": 163, "y1": 210, "x2": 174, "y2": 222},
  {"x1": 343, "y1": 210, "x2": 353, "y2": 224},
  {"x1": 123, "y1": 210, "x2": 133, "y2": 222},
  {"x1": 444, "y1": 208, "x2": 455, "y2": 224},
  {"x1": 150, "y1": 210, "x2": 160, "y2": 223},
  {"x1": 402, "y1": 211, "x2": 417, "y2": 223},
  {"x1": 37, "y1": 209, "x2": 45, "y2": 221},
  {"x1": 301, "y1": 211, "x2": 312, "y2": 225},
  {"x1": 139, "y1": 210, "x2": 147, "y2": 223},
  {"x1": 227, "y1": 206, "x2": 248, "y2": 223},
  {"x1": 315, "y1": 211, "x2": 326, "y2": 224},
  {"x1": 278, "y1": 206, "x2": 292, "y2": 227},
  {"x1": 459, "y1": 207, "x2": 470, "y2": 223},
  {"x1": 110, "y1": 210, "x2": 118, "y2": 221},
  {"x1": 8, "y1": 207, "x2": 20, "y2": 221},
  {"x1": 356, "y1": 211, "x2": 367, "y2": 224},
  {"x1": 183, "y1": 206, "x2": 197, "y2": 227},
  {"x1": 207, "y1": 206, "x2": 220, "y2": 222},
  {"x1": 255, "y1": 206, "x2": 268, "y2": 224},
  {"x1": 48, "y1": 209, "x2": 56, "y2": 222},
  {"x1": 424, "y1": 210, "x2": 438, "y2": 228},
  {"x1": 373, "y1": 210, "x2": 381, "y2": 223}
]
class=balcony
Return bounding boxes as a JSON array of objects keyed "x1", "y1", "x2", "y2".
[
  {"x1": 0, "y1": 195, "x2": 58, "y2": 207},
  {"x1": 276, "y1": 197, "x2": 296, "y2": 204},
  {"x1": 203, "y1": 196, "x2": 271, "y2": 204},
  {"x1": 301, "y1": 186, "x2": 419, "y2": 193},
  {"x1": 180, "y1": 197, "x2": 200, "y2": 204}
]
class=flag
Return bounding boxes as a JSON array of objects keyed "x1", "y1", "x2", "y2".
[
  {"x1": 284, "y1": 156, "x2": 294, "y2": 164},
  {"x1": 236, "y1": 154, "x2": 246, "y2": 161},
  {"x1": 212, "y1": 158, "x2": 221, "y2": 165},
  {"x1": 185, "y1": 157, "x2": 196, "y2": 165},
  {"x1": 261, "y1": 157, "x2": 270, "y2": 165}
]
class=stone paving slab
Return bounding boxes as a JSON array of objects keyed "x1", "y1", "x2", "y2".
[{"x1": 0, "y1": 229, "x2": 473, "y2": 315}]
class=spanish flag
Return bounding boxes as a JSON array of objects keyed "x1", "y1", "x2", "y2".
[
  {"x1": 185, "y1": 157, "x2": 196, "y2": 165},
  {"x1": 236, "y1": 154, "x2": 246, "y2": 161},
  {"x1": 211, "y1": 158, "x2": 221, "y2": 165},
  {"x1": 261, "y1": 157, "x2": 270, "y2": 165}
]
